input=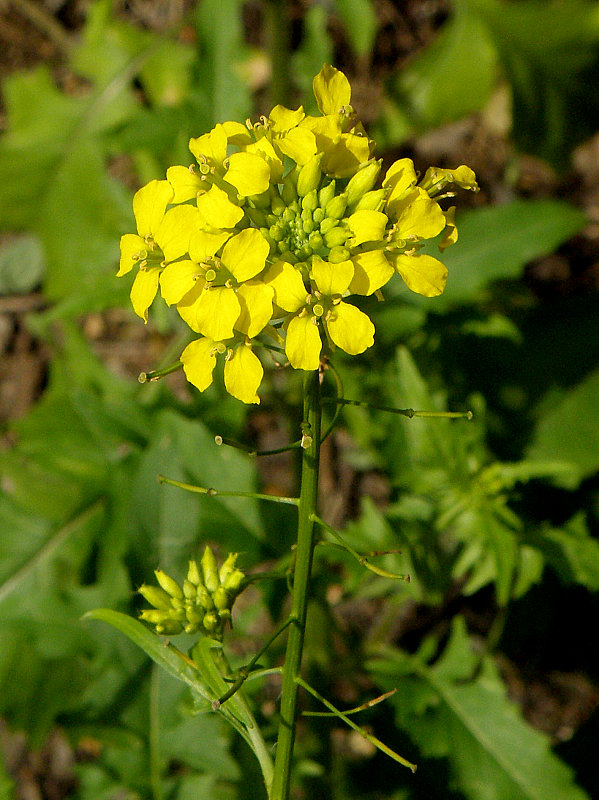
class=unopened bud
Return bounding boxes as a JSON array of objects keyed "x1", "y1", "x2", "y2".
[
  {"x1": 302, "y1": 188, "x2": 319, "y2": 212},
  {"x1": 328, "y1": 245, "x2": 351, "y2": 263},
  {"x1": 325, "y1": 193, "x2": 347, "y2": 220},
  {"x1": 346, "y1": 160, "x2": 381, "y2": 207},
  {"x1": 308, "y1": 231, "x2": 324, "y2": 250},
  {"x1": 218, "y1": 553, "x2": 238, "y2": 584},
  {"x1": 154, "y1": 570, "x2": 184, "y2": 601},
  {"x1": 213, "y1": 586, "x2": 230, "y2": 611},
  {"x1": 140, "y1": 609, "x2": 171, "y2": 625},
  {"x1": 187, "y1": 560, "x2": 202, "y2": 586},
  {"x1": 201, "y1": 546, "x2": 220, "y2": 593},
  {"x1": 319, "y1": 218, "x2": 338, "y2": 235},
  {"x1": 138, "y1": 584, "x2": 173, "y2": 611},
  {"x1": 297, "y1": 153, "x2": 323, "y2": 197},
  {"x1": 355, "y1": 188, "x2": 387, "y2": 212},
  {"x1": 281, "y1": 168, "x2": 299, "y2": 204},
  {"x1": 223, "y1": 568, "x2": 245, "y2": 595},
  {"x1": 183, "y1": 579, "x2": 197, "y2": 600},
  {"x1": 203, "y1": 611, "x2": 220, "y2": 633},
  {"x1": 197, "y1": 584, "x2": 215, "y2": 611},
  {"x1": 318, "y1": 180, "x2": 336, "y2": 209},
  {"x1": 156, "y1": 620, "x2": 185, "y2": 636},
  {"x1": 324, "y1": 226, "x2": 349, "y2": 249}
]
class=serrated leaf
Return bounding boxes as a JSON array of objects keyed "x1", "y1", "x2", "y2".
[
  {"x1": 370, "y1": 617, "x2": 590, "y2": 800},
  {"x1": 526, "y1": 368, "x2": 599, "y2": 487}
]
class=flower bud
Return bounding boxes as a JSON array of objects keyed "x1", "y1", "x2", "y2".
[
  {"x1": 328, "y1": 246, "x2": 351, "y2": 263},
  {"x1": 223, "y1": 568, "x2": 245, "y2": 595},
  {"x1": 202, "y1": 611, "x2": 220, "y2": 633},
  {"x1": 138, "y1": 584, "x2": 173, "y2": 611},
  {"x1": 325, "y1": 193, "x2": 347, "y2": 220},
  {"x1": 187, "y1": 560, "x2": 202, "y2": 586},
  {"x1": 302, "y1": 188, "x2": 319, "y2": 212},
  {"x1": 218, "y1": 552, "x2": 239, "y2": 585},
  {"x1": 197, "y1": 584, "x2": 215, "y2": 611},
  {"x1": 309, "y1": 231, "x2": 324, "y2": 250},
  {"x1": 355, "y1": 188, "x2": 387, "y2": 212},
  {"x1": 281, "y1": 168, "x2": 299, "y2": 204},
  {"x1": 156, "y1": 620, "x2": 185, "y2": 636},
  {"x1": 318, "y1": 180, "x2": 336, "y2": 209},
  {"x1": 185, "y1": 606, "x2": 204, "y2": 626},
  {"x1": 201, "y1": 546, "x2": 220, "y2": 593},
  {"x1": 324, "y1": 226, "x2": 349, "y2": 249},
  {"x1": 297, "y1": 153, "x2": 323, "y2": 197},
  {"x1": 140, "y1": 609, "x2": 171, "y2": 625},
  {"x1": 183, "y1": 579, "x2": 197, "y2": 600},
  {"x1": 346, "y1": 159, "x2": 381, "y2": 207},
  {"x1": 313, "y1": 208, "x2": 325, "y2": 224},
  {"x1": 154, "y1": 570, "x2": 184, "y2": 600},
  {"x1": 213, "y1": 586, "x2": 231, "y2": 611},
  {"x1": 319, "y1": 218, "x2": 338, "y2": 235}
]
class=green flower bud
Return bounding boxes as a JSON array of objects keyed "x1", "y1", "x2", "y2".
[
  {"x1": 154, "y1": 570, "x2": 184, "y2": 601},
  {"x1": 187, "y1": 560, "x2": 202, "y2": 586},
  {"x1": 140, "y1": 609, "x2": 171, "y2": 625},
  {"x1": 319, "y1": 218, "x2": 338, "y2": 235},
  {"x1": 213, "y1": 586, "x2": 231, "y2": 612},
  {"x1": 282, "y1": 205, "x2": 296, "y2": 224},
  {"x1": 269, "y1": 223, "x2": 285, "y2": 242},
  {"x1": 308, "y1": 231, "x2": 324, "y2": 250},
  {"x1": 156, "y1": 620, "x2": 185, "y2": 636},
  {"x1": 328, "y1": 246, "x2": 351, "y2": 263},
  {"x1": 281, "y1": 168, "x2": 299, "y2": 204},
  {"x1": 302, "y1": 218, "x2": 315, "y2": 235},
  {"x1": 201, "y1": 546, "x2": 220, "y2": 593},
  {"x1": 355, "y1": 188, "x2": 387, "y2": 212},
  {"x1": 346, "y1": 159, "x2": 381, "y2": 207},
  {"x1": 218, "y1": 553, "x2": 239, "y2": 585},
  {"x1": 202, "y1": 611, "x2": 220, "y2": 633},
  {"x1": 138, "y1": 584, "x2": 173, "y2": 611},
  {"x1": 185, "y1": 606, "x2": 204, "y2": 626},
  {"x1": 325, "y1": 193, "x2": 347, "y2": 220},
  {"x1": 302, "y1": 188, "x2": 319, "y2": 212},
  {"x1": 183, "y1": 579, "x2": 197, "y2": 600},
  {"x1": 197, "y1": 584, "x2": 215, "y2": 611},
  {"x1": 324, "y1": 226, "x2": 349, "y2": 249},
  {"x1": 223, "y1": 568, "x2": 245, "y2": 595},
  {"x1": 297, "y1": 153, "x2": 323, "y2": 197},
  {"x1": 318, "y1": 179, "x2": 336, "y2": 209},
  {"x1": 313, "y1": 207, "x2": 325, "y2": 224},
  {"x1": 218, "y1": 609, "x2": 232, "y2": 624}
]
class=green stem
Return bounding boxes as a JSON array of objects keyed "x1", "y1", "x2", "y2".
[{"x1": 270, "y1": 370, "x2": 322, "y2": 800}]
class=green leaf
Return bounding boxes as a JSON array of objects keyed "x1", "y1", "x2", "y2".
[
  {"x1": 529, "y1": 514, "x2": 599, "y2": 591},
  {"x1": 0, "y1": 235, "x2": 45, "y2": 295},
  {"x1": 370, "y1": 617, "x2": 590, "y2": 800},
  {"x1": 386, "y1": 0, "x2": 497, "y2": 137},
  {"x1": 467, "y1": 0, "x2": 599, "y2": 166},
  {"x1": 333, "y1": 0, "x2": 378, "y2": 56},
  {"x1": 526, "y1": 368, "x2": 599, "y2": 487},
  {"x1": 436, "y1": 200, "x2": 587, "y2": 306}
]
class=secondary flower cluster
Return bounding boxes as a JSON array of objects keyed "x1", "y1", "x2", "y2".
[
  {"x1": 119, "y1": 65, "x2": 478, "y2": 403},
  {"x1": 139, "y1": 547, "x2": 245, "y2": 640}
]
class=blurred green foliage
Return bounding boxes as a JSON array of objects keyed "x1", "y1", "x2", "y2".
[{"x1": 1, "y1": 1, "x2": 598, "y2": 799}]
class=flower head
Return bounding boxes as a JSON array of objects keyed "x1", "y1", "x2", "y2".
[{"x1": 118, "y1": 65, "x2": 478, "y2": 403}]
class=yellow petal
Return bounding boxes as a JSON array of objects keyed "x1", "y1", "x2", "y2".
[
  {"x1": 196, "y1": 184, "x2": 244, "y2": 228},
  {"x1": 393, "y1": 188, "x2": 445, "y2": 239},
  {"x1": 224, "y1": 152, "x2": 271, "y2": 197},
  {"x1": 189, "y1": 228, "x2": 232, "y2": 262},
  {"x1": 310, "y1": 255, "x2": 353, "y2": 296},
  {"x1": 383, "y1": 158, "x2": 417, "y2": 207},
  {"x1": 166, "y1": 165, "x2": 205, "y2": 203},
  {"x1": 391, "y1": 252, "x2": 448, "y2": 297},
  {"x1": 160, "y1": 260, "x2": 201, "y2": 306},
  {"x1": 155, "y1": 204, "x2": 198, "y2": 262},
  {"x1": 322, "y1": 132, "x2": 372, "y2": 178},
  {"x1": 313, "y1": 64, "x2": 351, "y2": 115},
  {"x1": 132, "y1": 180, "x2": 173, "y2": 237},
  {"x1": 118, "y1": 233, "x2": 145, "y2": 276},
  {"x1": 189, "y1": 123, "x2": 227, "y2": 166},
  {"x1": 349, "y1": 250, "x2": 394, "y2": 295},
  {"x1": 222, "y1": 120, "x2": 253, "y2": 147},
  {"x1": 235, "y1": 280, "x2": 274, "y2": 337},
  {"x1": 326, "y1": 302, "x2": 374, "y2": 354},
  {"x1": 244, "y1": 138, "x2": 284, "y2": 183},
  {"x1": 286, "y1": 314, "x2": 322, "y2": 371},
  {"x1": 194, "y1": 285, "x2": 241, "y2": 340},
  {"x1": 181, "y1": 338, "x2": 218, "y2": 392},
  {"x1": 263, "y1": 260, "x2": 308, "y2": 313},
  {"x1": 221, "y1": 228, "x2": 270, "y2": 282},
  {"x1": 130, "y1": 267, "x2": 160, "y2": 322},
  {"x1": 269, "y1": 104, "x2": 305, "y2": 132},
  {"x1": 439, "y1": 207, "x2": 458, "y2": 252},
  {"x1": 175, "y1": 281, "x2": 203, "y2": 333},
  {"x1": 224, "y1": 344, "x2": 263, "y2": 404},
  {"x1": 347, "y1": 210, "x2": 388, "y2": 246},
  {"x1": 275, "y1": 127, "x2": 317, "y2": 165}
]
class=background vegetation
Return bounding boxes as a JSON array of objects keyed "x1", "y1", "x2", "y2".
[{"x1": 1, "y1": 1, "x2": 598, "y2": 798}]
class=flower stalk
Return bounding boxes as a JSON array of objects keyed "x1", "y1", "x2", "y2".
[{"x1": 270, "y1": 369, "x2": 322, "y2": 800}]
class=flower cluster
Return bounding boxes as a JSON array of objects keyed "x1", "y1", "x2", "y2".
[
  {"x1": 138, "y1": 547, "x2": 245, "y2": 640},
  {"x1": 119, "y1": 65, "x2": 478, "y2": 403}
]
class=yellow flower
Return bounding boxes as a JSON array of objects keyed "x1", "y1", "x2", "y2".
[{"x1": 118, "y1": 64, "x2": 476, "y2": 403}]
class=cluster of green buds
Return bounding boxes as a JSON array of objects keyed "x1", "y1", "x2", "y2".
[{"x1": 138, "y1": 546, "x2": 245, "y2": 641}]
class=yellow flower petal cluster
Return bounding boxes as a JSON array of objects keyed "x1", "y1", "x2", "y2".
[{"x1": 119, "y1": 65, "x2": 478, "y2": 404}]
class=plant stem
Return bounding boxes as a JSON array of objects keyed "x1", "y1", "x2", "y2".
[{"x1": 270, "y1": 370, "x2": 322, "y2": 800}]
